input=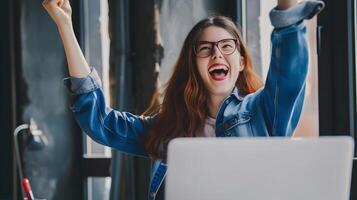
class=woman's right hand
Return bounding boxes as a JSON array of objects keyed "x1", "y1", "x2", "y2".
[{"x1": 42, "y1": 0, "x2": 72, "y2": 28}]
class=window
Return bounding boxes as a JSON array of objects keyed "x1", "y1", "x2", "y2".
[
  {"x1": 79, "y1": 0, "x2": 111, "y2": 199},
  {"x1": 245, "y1": 0, "x2": 319, "y2": 137}
]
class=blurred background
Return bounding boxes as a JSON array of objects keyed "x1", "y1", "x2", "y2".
[{"x1": 0, "y1": 0, "x2": 356, "y2": 199}]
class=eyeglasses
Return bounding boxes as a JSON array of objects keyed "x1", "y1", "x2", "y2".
[{"x1": 193, "y1": 38, "x2": 238, "y2": 58}]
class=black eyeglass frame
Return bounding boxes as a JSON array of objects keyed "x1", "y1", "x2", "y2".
[{"x1": 192, "y1": 38, "x2": 239, "y2": 58}]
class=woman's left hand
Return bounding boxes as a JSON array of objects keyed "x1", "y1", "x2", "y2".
[{"x1": 277, "y1": 0, "x2": 298, "y2": 10}]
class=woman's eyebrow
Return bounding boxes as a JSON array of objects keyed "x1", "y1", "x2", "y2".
[
  {"x1": 195, "y1": 40, "x2": 212, "y2": 44},
  {"x1": 196, "y1": 38, "x2": 236, "y2": 43}
]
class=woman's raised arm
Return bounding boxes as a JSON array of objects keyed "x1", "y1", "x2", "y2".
[
  {"x1": 42, "y1": 0, "x2": 91, "y2": 77},
  {"x1": 255, "y1": 0, "x2": 324, "y2": 136}
]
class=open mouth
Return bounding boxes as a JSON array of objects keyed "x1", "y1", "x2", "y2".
[{"x1": 208, "y1": 64, "x2": 229, "y2": 81}]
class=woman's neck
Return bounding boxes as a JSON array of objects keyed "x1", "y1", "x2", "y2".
[{"x1": 207, "y1": 94, "x2": 226, "y2": 119}]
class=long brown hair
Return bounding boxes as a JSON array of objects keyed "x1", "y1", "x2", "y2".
[{"x1": 143, "y1": 16, "x2": 263, "y2": 160}]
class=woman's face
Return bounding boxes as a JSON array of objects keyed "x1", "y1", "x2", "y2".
[{"x1": 195, "y1": 26, "x2": 244, "y2": 99}]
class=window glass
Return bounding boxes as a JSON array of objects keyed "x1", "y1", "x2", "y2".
[
  {"x1": 81, "y1": 0, "x2": 111, "y2": 199},
  {"x1": 86, "y1": 177, "x2": 111, "y2": 200},
  {"x1": 81, "y1": 0, "x2": 111, "y2": 157}
]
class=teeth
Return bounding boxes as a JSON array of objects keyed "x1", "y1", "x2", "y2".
[{"x1": 208, "y1": 65, "x2": 228, "y2": 73}]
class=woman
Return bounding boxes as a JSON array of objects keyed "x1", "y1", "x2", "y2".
[{"x1": 43, "y1": 0, "x2": 324, "y2": 199}]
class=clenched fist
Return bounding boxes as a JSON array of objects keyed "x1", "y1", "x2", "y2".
[{"x1": 42, "y1": 0, "x2": 72, "y2": 28}]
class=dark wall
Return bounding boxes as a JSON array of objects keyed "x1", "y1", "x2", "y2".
[
  {"x1": 14, "y1": 0, "x2": 82, "y2": 199},
  {"x1": 318, "y1": 0, "x2": 355, "y2": 136},
  {"x1": 317, "y1": 0, "x2": 356, "y2": 199},
  {"x1": 109, "y1": 1, "x2": 156, "y2": 199},
  {"x1": 0, "y1": 0, "x2": 13, "y2": 199}
]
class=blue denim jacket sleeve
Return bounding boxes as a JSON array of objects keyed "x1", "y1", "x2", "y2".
[
  {"x1": 254, "y1": 0, "x2": 324, "y2": 136},
  {"x1": 270, "y1": 0, "x2": 324, "y2": 28},
  {"x1": 64, "y1": 69, "x2": 149, "y2": 157}
]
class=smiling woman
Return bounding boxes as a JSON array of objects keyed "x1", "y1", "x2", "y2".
[
  {"x1": 193, "y1": 23, "x2": 261, "y2": 118},
  {"x1": 143, "y1": 16, "x2": 264, "y2": 158},
  {"x1": 42, "y1": 0, "x2": 325, "y2": 199}
]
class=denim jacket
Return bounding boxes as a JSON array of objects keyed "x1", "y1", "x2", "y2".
[{"x1": 64, "y1": 1, "x2": 324, "y2": 199}]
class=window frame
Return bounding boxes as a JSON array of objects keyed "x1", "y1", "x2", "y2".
[{"x1": 73, "y1": 0, "x2": 112, "y2": 199}]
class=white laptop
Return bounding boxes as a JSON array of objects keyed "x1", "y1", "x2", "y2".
[{"x1": 165, "y1": 137, "x2": 354, "y2": 200}]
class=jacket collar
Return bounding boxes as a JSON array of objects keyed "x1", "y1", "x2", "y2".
[{"x1": 231, "y1": 87, "x2": 245, "y2": 101}]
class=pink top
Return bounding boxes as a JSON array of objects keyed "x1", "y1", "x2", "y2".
[{"x1": 196, "y1": 116, "x2": 216, "y2": 137}]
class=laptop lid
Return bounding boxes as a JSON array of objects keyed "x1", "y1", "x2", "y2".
[{"x1": 165, "y1": 137, "x2": 354, "y2": 200}]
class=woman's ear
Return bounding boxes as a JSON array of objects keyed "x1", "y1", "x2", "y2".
[{"x1": 239, "y1": 56, "x2": 245, "y2": 71}]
